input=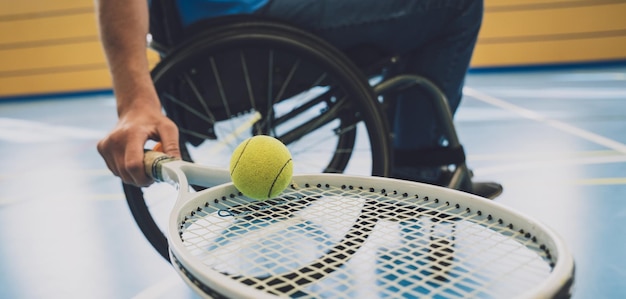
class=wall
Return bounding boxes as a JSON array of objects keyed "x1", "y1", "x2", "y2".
[
  {"x1": 472, "y1": 0, "x2": 626, "y2": 68},
  {"x1": 0, "y1": 0, "x2": 158, "y2": 99},
  {"x1": 1, "y1": 0, "x2": 625, "y2": 99}
]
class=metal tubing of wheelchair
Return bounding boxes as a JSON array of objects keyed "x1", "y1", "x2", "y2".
[
  {"x1": 373, "y1": 74, "x2": 471, "y2": 190},
  {"x1": 278, "y1": 96, "x2": 348, "y2": 145},
  {"x1": 373, "y1": 74, "x2": 460, "y2": 148}
]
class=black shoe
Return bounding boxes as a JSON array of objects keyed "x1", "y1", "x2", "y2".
[
  {"x1": 391, "y1": 166, "x2": 444, "y2": 185},
  {"x1": 471, "y1": 181, "x2": 503, "y2": 199},
  {"x1": 392, "y1": 166, "x2": 503, "y2": 200},
  {"x1": 434, "y1": 168, "x2": 503, "y2": 199}
]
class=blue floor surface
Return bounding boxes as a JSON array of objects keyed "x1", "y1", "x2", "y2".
[{"x1": 1, "y1": 65, "x2": 625, "y2": 298}]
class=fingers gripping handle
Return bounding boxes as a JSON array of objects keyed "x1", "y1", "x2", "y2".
[
  {"x1": 143, "y1": 150, "x2": 197, "y2": 204},
  {"x1": 144, "y1": 150, "x2": 179, "y2": 182}
]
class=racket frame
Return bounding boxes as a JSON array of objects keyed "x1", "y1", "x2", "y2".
[{"x1": 145, "y1": 151, "x2": 575, "y2": 299}]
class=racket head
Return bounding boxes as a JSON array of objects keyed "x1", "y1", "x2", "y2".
[{"x1": 167, "y1": 173, "x2": 575, "y2": 299}]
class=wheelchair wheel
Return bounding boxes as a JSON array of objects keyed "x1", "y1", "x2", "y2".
[{"x1": 124, "y1": 19, "x2": 392, "y2": 261}]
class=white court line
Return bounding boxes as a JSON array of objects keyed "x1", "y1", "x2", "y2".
[
  {"x1": 463, "y1": 87, "x2": 626, "y2": 154},
  {"x1": 0, "y1": 117, "x2": 105, "y2": 142},
  {"x1": 467, "y1": 149, "x2": 621, "y2": 162},
  {"x1": 476, "y1": 152, "x2": 626, "y2": 175}
]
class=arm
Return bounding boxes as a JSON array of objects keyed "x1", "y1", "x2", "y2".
[{"x1": 95, "y1": 0, "x2": 180, "y2": 186}]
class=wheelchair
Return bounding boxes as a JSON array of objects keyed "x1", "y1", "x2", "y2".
[{"x1": 124, "y1": 16, "x2": 502, "y2": 262}]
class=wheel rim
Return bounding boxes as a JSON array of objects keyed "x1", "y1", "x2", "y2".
[{"x1": 125, "y1": 22, "x2": 391, "y2": 262}]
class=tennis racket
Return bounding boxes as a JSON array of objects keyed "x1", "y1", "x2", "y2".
[{"x1": 144, "y1": 150, "x2": 575, "y2": 299}]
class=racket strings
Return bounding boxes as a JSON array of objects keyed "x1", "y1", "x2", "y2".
[
  {"x1": 405, "y1": 199, "x2": 554, "y2": 297},
  {"x1": 175, "y1": 182, "x2": 559, "y2": 298}
]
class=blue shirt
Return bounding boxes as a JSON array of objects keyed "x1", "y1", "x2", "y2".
[{"x1": 175, "y1": 0, "x2": 270, "y2": 27}]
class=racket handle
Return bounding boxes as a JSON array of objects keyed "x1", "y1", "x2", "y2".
[{"x1": 144, "y1": 150, "x2": 178, "y2": 181}]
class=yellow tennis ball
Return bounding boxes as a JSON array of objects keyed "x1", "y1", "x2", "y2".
[{"x1": 229, "y1": 135, "x2": 294, "y2": 200}]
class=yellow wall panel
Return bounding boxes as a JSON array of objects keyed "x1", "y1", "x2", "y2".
[
  {"x1": 0, "y1": 13, "x2": 98, "y2": 45},
  {"x1": 480, "y1": 2, "x2": 626, "y2": 39},
  {"x1": 485, "y1": 0, "x2": 587, "y2": 8},
  {"x1": 0, "y1": 68, "x2": 111, "y2": 98},
  {"x1": 0, "y1": 42, "x2": 106, "y2": 73},
  {"x1": 471, "y1": 1, "x2": 626, "y2": 67},
  {"x1": 147, "y1": 49, "x2": 161, "y2": 68},
  {"x1": 0, "y1": 48, "x2": 159, "y2": 98},
  {"x1": 0, "y1": 0, "x2": 92, "y2": 17},
  {"x1": 472, "y1": 35, "x2": 626, "y2": 67}
]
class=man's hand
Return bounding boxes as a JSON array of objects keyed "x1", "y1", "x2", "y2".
[{"x1": 97, "y1": 104, "x2": 180, "y2": 187}]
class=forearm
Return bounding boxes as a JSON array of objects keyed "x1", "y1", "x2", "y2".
[{"x1": 96, "y1": 0, "x2": 160, "y2": 117}]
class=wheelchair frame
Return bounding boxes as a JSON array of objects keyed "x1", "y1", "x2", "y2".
[{"x1": 125, "y1": 16, "x2": 476, "y2": 262}]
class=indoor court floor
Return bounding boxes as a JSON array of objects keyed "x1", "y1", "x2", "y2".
[{"x1": 1, "y1": 63, "x2": 625, "y2": 298}]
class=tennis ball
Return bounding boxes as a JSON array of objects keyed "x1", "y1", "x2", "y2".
[{"x1": 229, "y1": 135, "x2": 293, "y2": 200}]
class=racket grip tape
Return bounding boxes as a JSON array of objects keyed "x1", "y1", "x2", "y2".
[{"x1": 144, "y1": 150, "x2": 178, "y2": 181}]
